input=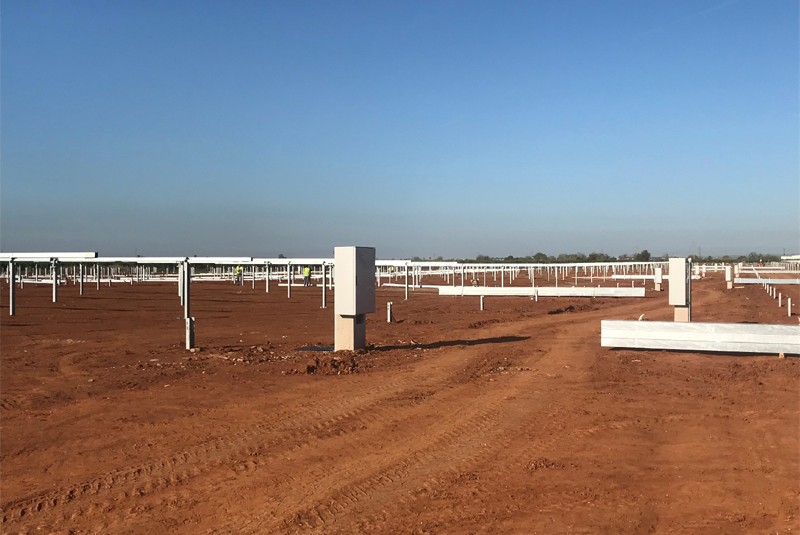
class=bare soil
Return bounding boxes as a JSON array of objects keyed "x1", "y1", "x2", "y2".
[{"x1": 1, "y1": 273, "x2": 798, "y2": 534}]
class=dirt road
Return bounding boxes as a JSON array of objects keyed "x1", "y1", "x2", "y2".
[{"x1": 1, "y1": 274, "x2": 797, "y2": 533}]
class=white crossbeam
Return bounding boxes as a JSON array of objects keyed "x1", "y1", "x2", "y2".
[{"x1": 601, "y1": 320, "x2": 800, "y2": 354}]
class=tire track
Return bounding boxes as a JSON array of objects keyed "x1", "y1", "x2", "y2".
[{"x1": 3, "y1": 336, "x2": 523, "y2": 531}]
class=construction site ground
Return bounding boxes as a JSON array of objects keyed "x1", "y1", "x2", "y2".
[{"x1": 1, "y1": 272, "x2": 798, "y2": 534}]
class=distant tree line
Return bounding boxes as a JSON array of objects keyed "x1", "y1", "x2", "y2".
[{"x1": 409, "y1": 251, "x2": 785, "y2": 264}]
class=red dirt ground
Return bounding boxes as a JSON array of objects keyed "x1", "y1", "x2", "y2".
[{"x1": 1, "y1": 272, "x2": 798, "y2": 534}]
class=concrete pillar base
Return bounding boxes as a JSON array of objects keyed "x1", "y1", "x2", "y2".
[
  {"x1": 335, "y1": 314, "x2": 366, "y2": 351},
  {"x1": 726, "y1": 281, "x2": 733, "y2": 289},
  {"x1": 674, "y1": 306, "x2": 691, "y2": 323},
  {"x1": 654, "y1": 283, "x2": 661, "y2": 292}
]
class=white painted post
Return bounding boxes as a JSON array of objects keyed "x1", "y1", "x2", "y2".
[
  {"x1": 184, "y1": 260, "x2": 194, "y2": 350},
  {"x1": 287, "y1": 263, "x2": 292, "y2": 298},
  {"x1": 266, "y1": 262, "x2": 270, "y2": 293},
  {"x1": 387, "y1": 301, "x2": 392, "y2": 323},
  {"x1": 179, "y1": 263, "x2": 184, "y2": 306},
  {"x1": 322, "y1": 263, "x2": 327, "y2": 308},
  {"x1": 96, "y1": 264, "x2": 100, "y2": 290},
  {"x1": 461, "y1": 265, "x2": 465, "y2": 289},
  {"x1": 405, "y1": 264, "x2": 409, "y2": 300},
  {"x1": 52, "y1": 260, "x2": 58, "y2": 303},
  {"x1": 79, "y1": 263, "x2": 84, "y2": 295},
  {"x1": 252, "y1": 265, "x2": 256, "y2": 289},
  {"x1": 789, "y1": 298, "x2": 792, "y2": 317},
  {"x1": 480, "y1": 295, "x2": 484, "y2": 311},
  {"x1": 8, "y1": 261, "x2": 15, "y2": 316},
  {"x1": 779, "y1": 293, "x2": 782, "y2": 307}
]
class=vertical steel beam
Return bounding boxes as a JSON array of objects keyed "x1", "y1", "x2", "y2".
[
  {"x1": 405, "y1": 264, "x2": 409, "y2": 300},
  {"x1": 52, "y1": 260, "x2": 58, "y2": 303},
  {"x1": 8, "y1": 261, "x2": 15, "y2": 316},
  {"x1": 184, "y1": 260, "x2": 194, "y2": 350},
  {"x1": 322, "y1": 263, "x2": 327, "y2": 308}
]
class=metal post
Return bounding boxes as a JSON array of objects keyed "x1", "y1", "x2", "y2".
[
  {"x1": 52, "y1": 260, "x2": 58, "y2": 303},
  {"x1": 184, "y1": 260, "x2": 194, "y2": 350},
  {"x1": 322, "y1": 264, "x2": 327, "y2": 308},
  {"x1": 179, "y1": 262, "x2": 184, "y2": 306},
  {"x1": 8, "y1": 261, "x2": 15, "y2": 316},
  {"x1": 79, "y1": 263, "x2": 84, "y2": 295},
  {"x1": 287, "y1": 263, "x2": 292, "y2": 298},
  {"x1": 405, "y1": 264, "x2": 409, "y2": 300}
]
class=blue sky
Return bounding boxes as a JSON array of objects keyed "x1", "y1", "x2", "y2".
[{"x1": 2, "y1": 0, "x2": 798, "y2": 258}]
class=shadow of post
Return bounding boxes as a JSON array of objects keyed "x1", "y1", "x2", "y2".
[{"x1": 375, "y1": 335, "x2": 529, "y2": 352}]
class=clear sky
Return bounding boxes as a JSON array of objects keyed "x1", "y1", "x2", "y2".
[{"x1": 2, "y1": 0, "x2": 798, "y2": 258}]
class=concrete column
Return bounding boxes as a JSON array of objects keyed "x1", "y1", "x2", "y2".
[
  {"x1": 669, "y1": 257, "x2": 691, "y2": 322},
  {"x1": 8, "y1": 261, "x2": 15, "y2": 316},
  {"x1": 334, "y1": 247, "x2": 375, "y2": 351}
]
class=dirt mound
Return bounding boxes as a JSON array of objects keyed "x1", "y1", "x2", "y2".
[{"x1": 305, "y1": 355, "x2": 358, "y2": 375}]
